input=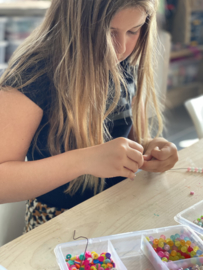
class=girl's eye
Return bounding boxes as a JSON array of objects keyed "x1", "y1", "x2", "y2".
[{"x1": 128, "y1": 30, "x2": 139, "y2": 35}]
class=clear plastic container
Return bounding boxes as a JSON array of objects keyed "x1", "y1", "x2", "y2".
[
  {"x1": 141, "y1": 225, "x2": 203, "y2": 270},
  {"x1": 0, "y1": 40, "x2": 8, "y2": 64},
  {"x1": 0, "y1": 17, "x2": 8, "y2": 41},
  {"x1": 54, "y1": 225, "x2": 203, "y2": 270},
  {"x1": 54, "y1": 229, "x2": 157, "y2": 270},
  {"x1": 174, "y1": 200, "x2": 203, "y2": 236}
]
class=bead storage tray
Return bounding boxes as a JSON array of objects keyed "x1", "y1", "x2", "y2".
[
  {"x1": 54, "y1": 225, "x2": 203, "y2": 270},
  {"x1": 141, "y1": 225, "x2": 203, "y2": 270},
  {"x1": 174, "y1": 200, "x2": 203, "y2": 236},
  {"x1": 54, "y1": 229, "x2": 157, "y2": 270}
]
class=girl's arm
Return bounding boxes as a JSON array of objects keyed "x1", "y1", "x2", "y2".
[{"x1": 0, "y1": 88, "x2": 144, "y2": 203}]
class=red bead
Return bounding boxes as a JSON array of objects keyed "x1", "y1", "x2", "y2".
[{"x1": 188, "y1": 246, "x2": 193, "y2": 252}]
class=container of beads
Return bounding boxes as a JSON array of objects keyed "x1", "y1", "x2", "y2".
[
  {"x1": 141, "y1": 225, "x2": 203, "y2": 270},
  {"x1": 54, "y1": 230, "x2": 158, "y2": 270},
  {"x1": 174, "y1": 200, "x2": 203, "y2": 236}
]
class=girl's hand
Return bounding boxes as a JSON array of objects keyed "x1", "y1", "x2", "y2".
[
  {"x1": 85, "y1": 137, "x2": 144, "y2": 180},
  {"x1": 141, "y1": 138, "x2": 178, "y2": 172}
]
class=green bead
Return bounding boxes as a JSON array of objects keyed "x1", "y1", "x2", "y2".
[
  {"x1": 66, "y1": 254, "x2": 72, "y2": 260},
  {"x1": 69, "y1": 260, "x2": 74, "y2": 265},
  {"x1": 79, "y1": 253, "x2": 85, "y2": 260}
]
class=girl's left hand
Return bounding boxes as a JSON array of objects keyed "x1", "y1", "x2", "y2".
[{"x1": 140, "y1": 138, "x2": 178, "y2": 172}]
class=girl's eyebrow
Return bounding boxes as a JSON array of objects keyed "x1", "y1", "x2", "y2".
[{"x1": 110, "y1": 23, "x2": 144, "y2": 30}]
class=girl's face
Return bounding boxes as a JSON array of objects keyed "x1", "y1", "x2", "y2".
[{"x1": 110, "y1": 7, "x2": 147, "y2": 62}]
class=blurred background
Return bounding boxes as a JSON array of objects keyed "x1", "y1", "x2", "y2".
[{"x1": 0, "y1": 0, "x2": 203, "y2": 151}]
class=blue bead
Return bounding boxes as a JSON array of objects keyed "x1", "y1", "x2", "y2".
[
  {"x1": 196, "y1": 250, "x2": 203, "y2": 255},
  {"x1": 174, "y1": 233, "x2": 180, "y2": 238}
]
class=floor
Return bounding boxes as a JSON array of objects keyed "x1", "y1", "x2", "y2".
[{"x1": 163, "y1": 105, "x2": 198, "y2": 150}]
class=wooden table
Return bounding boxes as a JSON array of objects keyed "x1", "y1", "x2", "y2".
[{"x1": 0, "y1": 139, "x2": 203, "y2": 270}]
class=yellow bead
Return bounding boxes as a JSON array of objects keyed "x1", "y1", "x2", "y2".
[
  {"x1": 193, "y1": 246, "x2": 199, "y2": 252},
  {"x1": 92, "y1": 253, "x2": 99, "y2": 259},
  {"x1": 166, "y1": 238, "x2": 171, "y2": 243},
  {"x1": 146, "y1": 237, "x2": 150, "y2": 241},
  {"x1": 158, "y1": 242, "x2": 164, "y2": 248},
  {"x1": 191, "y1": 251, "x2": 196, "y2": 257},
  {"x1": 175, "y1": 241, "x2": 181, "y2": 247},
  {"x1": 181, "y1": 246, "x2": 187, "y2": 253},
  {"x1": 180, "y1": 240, "x2": 185, "y2": 246},
  {"x1": 71, "y1": 256, "x2": 77, "y2": 261},
  {"x1": 174, "y1": 256, "x2": 179, "y2": 261},
  {"x1": 171, "y1": 250, "x2": 177, "y2": 257},
  {"x1": 162, "y1": 257, "x2": 168, "y2": 262}
]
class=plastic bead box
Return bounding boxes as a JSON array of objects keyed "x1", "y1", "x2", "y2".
[
  {"x1": 174, "y1": 200, "x2": 203, "y2": 236},
  {"x1": 54, "y1": 225, "x2": 203, "y2": 270},
  {"x1": 141, "y1": 225, "x2": 203, "y2": 270}
]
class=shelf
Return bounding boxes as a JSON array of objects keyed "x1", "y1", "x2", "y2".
[
  {"x1": 165, "y1": 82, "x2": 203, "y2": 109},
  {"x1": 170, "y1": 46, "x2": 203, "y2": 60},
  {"x1": 0, "y1": 1, "x2": 50, "y2": 16}
]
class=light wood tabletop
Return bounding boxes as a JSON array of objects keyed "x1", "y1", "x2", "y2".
[{"x1": 0, "y1": 139, "x2": 203, "y2": 270}]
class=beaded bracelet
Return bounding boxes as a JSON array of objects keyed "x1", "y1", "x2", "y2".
[{"x1": 170, "y1": 167, "x2": 203, "y2": 173}]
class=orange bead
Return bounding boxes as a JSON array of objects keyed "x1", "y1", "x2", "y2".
[
  {"x1": 153, "y1": 239, "x2": 159, "y2": 245},
  {"x1": 168, "y1": 241, "x2": 174, "y2": 247},
  {"x1": 186, "y1": 240, "x2": 191, "y2": 246}
]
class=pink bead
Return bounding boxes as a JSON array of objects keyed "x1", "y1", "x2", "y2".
[
  {"x1": 160, "y1": 234, "x2": 166, "y2": 240},
  {"x1": 85, "y1": 251, "x2": 92, "y2": 258},
  {"x1": 164, "y1": 244, "x2": 170, "y2": 251},
  {"x1": 172, "y1": 246, "x2": 178, "y2": 251},
  {"x1": 157, "y1": 247, "x2": 163, "y2": 252},
  {"x1": 187, "y1": 167, "x2": 191, "y2": 172},
  {"x1": 158, "y1": 251, "x2": 165, "y2": 258},
  {"x1": 84, "y1": 260, "x2": 89, "y2": 265},
  {"x1": 164, "y1": 252, "x2": 170, "y2": 258},
  {"x1": 195, "y1": 167, "x2": 198, "y2": 172},
  {"x1": 149, "y1": 236, "x2": 154, "y2": 241},
  {"x1": 191, "y1": 243, "x2": 195, "y2": 248},
  {"x1": 190, "y1": 191, "x2": 195, "y2": 195},
  {"x1": 202, "y1": 168, "x2": 203, "y2": 173}
]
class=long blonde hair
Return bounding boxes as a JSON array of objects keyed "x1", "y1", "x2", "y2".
[{"x1": 0, "y1": 0, "x2": 162, "y2": 195}]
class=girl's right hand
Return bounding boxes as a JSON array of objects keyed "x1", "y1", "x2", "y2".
[{"x1": 85, "y1": 137, "x2": 144, "y2": 180}]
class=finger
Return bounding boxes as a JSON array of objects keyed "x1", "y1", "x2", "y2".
[
  {"x1": 143, "y1": 154, "x2": 153, "y2": 161},
  {"x1": 124, "y1": 157, "x2": 139, "y2": 173},
  {"x1": 141, "y1": 159, "x2": 165, "y2": 172},
  {"x1": 122, "y1": 167, "x2": 136, "y2": 180},
  {"x1": 151, "y1": 145, "x2": 171, "y2": 161},
  {"x1": 127, "y1": 139, "x2": 144, "y2": 154},
  {"x1": 126, "y1": 147, "x2": 144, "y2": 168}
]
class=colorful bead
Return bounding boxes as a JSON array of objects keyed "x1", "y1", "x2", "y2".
[
  {"x1": 147, "y1": 233, "x2": 203, "y2": 265},
  {"x1": 65, "y1": 252, "x2": 116, "y2": 270}
]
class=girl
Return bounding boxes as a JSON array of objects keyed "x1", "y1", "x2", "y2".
[{"x1": 0, "y1": 0, "x2": 178, "y2": 232}]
